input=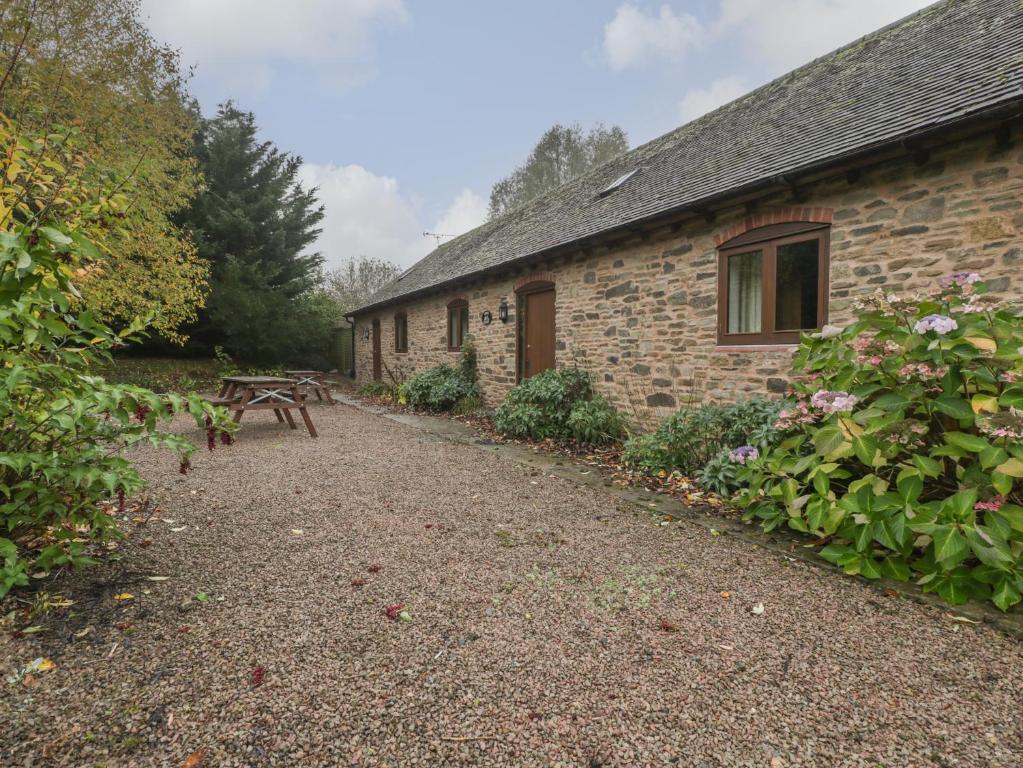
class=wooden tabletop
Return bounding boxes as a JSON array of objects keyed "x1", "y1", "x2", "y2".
[
  {"x1": 221, "y1": 375, "x2": 296, "y2": 385},
  {"x1": 284, "y1": 370, "x2": 322, "y2": 376}
]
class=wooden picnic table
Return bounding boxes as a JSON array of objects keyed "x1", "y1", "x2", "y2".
[
  {"x1": 211, "y1": 376, "x2": 317, "y2": 438},
  {"x1": 284, "y1": 370, "x2": 335, "y2": 404}
]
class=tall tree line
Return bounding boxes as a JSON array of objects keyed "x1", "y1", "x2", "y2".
[
  {"x1": 0, "y1": 0, "x2": 208, "y2": 342},
  {"x1": 488, "y1": 123, "x2": 629, "y2": 219},
  {"x1": 174, "y1": 103, "x2": 328, "y2": 365}
]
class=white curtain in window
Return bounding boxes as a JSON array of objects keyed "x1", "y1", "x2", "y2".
[{"x1": 728, "y1": 251, "x2": 762, "y2": 334}]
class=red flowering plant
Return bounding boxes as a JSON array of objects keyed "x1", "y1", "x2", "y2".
[{"x1": 736, "y1": 274, "x2": 1023, "y2": 609}]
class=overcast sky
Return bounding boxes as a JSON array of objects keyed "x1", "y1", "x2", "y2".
[{"x1": 141, "y1": 0, "x2": 934, "y2": 270}]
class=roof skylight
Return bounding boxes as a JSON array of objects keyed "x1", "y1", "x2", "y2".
[{"x1": 598, "y1": 168, "x2": 639, "y2": 197}]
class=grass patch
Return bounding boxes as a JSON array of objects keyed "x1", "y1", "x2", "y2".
[{"x1": 95, "y1": 357, "x2": 222, "y2": 393}]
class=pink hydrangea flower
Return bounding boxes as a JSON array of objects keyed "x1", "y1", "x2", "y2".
[
  {"x1": 975, "y1": 497, "x2": 1005, "y2": 513},
  {"x1": 728, "y1": 446, "x2": 759, "y2": 464},
  {"x1": 939, "y1": 272, "x2": 982, "y2": 288},
  {"x1": 913, "y1": 314, "x2": 958, "y2": 335},
  {"x1": 810, "y1": 390, "x2": 859, "y2": 413}
]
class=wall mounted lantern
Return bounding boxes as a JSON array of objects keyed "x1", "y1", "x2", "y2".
[
  {"x1": 498, "y1": 299, "x2": 510, "y2": 324},
  {"x1": 362, "y1": 326, "x2": 370, "y2": 340}
]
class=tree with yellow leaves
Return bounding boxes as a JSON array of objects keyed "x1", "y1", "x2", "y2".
[{"x1": 0, "y1": 0, "x2": 209, "y2": 342}]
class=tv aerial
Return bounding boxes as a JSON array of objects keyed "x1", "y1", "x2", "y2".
[{"x1": 423, "y1": 231, "x2": 455, "y2": 247}]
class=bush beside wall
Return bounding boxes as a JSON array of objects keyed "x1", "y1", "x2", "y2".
[{"x1": 493, "y1": 368, "x2": 625, "y2": 445}]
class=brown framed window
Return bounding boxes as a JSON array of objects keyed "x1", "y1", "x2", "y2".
[
  {"x1": 394, "y1": 313, "x2": 408, "y2": 353},
  {"x1": 447, "y1": 299, "x2": 469, "y2": 351},
  {"x1": 717, "y1": 222, "x2": 830, "y2": 345}
]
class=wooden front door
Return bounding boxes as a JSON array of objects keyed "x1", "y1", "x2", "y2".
[
  {"x1": 371, "y1": 319, "x2": 382, "y2": 381},
  {"x1": 519, "y1": 287, "x2": 555, "y2": 380}
]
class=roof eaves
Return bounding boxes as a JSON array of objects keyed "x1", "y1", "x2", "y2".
[{"x1": 349, "y1": 99, "x2": 1022, "y2": 317}]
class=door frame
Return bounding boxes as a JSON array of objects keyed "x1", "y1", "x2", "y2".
[
  {"x1": 371, "y1": 318, "x2": 382, "y2": 381},
  {"x1": 515, "y1": 280, "x2": 556, "y2": 383}
]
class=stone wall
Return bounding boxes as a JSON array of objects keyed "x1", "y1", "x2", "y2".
[{"x1": 354, "y1": 131, "x2": 1023, "y2": 431}]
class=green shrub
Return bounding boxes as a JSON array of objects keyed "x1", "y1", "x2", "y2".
[
  {"x1": 622, "y1": 398, "x2": 782, "y2": 477},
  {"x1": 567, "y1": 396, "x2": 626, "y2": 445},
  {"x1": 735, "y1": 274, "x2": 1023, "y2": 610},
  {"x1": 493, "y1": 367, "x2": 624, "y2": 445},
  {"x1": 494, "y1": 367, "x2": 592, "y2": 440},
  {"x1": 395, "y1": 339, "x2": 480, "y2": 413},
  {"x1": 698, "y1": 449, "x2": 745, "y2": 496},
  {"x1": 452, "y1": 394, "x2": 484, "y2": 417},
  {"x1": 1, "y1": 118, "x2": 234, "y2": 597},
  {"x1": 359, "y1": 382, "x2": 396, "y2": 400},
  {"x1": 399, "y1": 364, "x2": 479, "y2": 411}
]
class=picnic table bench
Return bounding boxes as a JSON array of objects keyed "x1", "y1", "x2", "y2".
[
  {"x1": 284, "y1": 370, "x2": 335, "y2": 404},
  {"x1": 209, "y1": 375, "x2": 317, "y2": 437}
]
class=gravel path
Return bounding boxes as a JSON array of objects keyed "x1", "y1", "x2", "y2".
[{"x1": 3, "y1": 402, "x2": 1023, "y2": 767}]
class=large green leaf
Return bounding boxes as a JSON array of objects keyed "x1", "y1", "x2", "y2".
[
  {"x1": 932, "y1": 524, "x2": 969, "y2": 566},
  {"x1": 932, "y1": 571, "x2": 983, "y2": 605},
  {"x1": 998, "y1": 387, "x2": 1023, "y2": 409},
  {"x1": 991, "y1": 579, "x2": 1022, "y2": 611},
  {"x1": 944, "y1": 432, "x2": 991, "y2": 453},
  {"x1": 932, "y1": 396, "x2": 974, "y2": 421},
  {"x1": 992, "y1": 504, "x2": 1023, "y2": 533},
  {"x1": 873, "y1": 393, "x2": 909, "y2": 411},
  {"x1": 813, "y1": 426, "x2": 845, "y2": 456},
  {"x1": 853, "y1": 435, "x2": 883, "y2": 467},
  {"x1": 991, "y1": 470, "x2": 1014, "y2": 496},
  {"x1": 879, "y1": 556, "x2": 911, "y2": 582},
  {"x1": 912, "y1": 454, "x2": 942, "y2": 478},
  {"x1": 896, "y1": 470, "x2": 923, "y2": 504},
  {"x1": 995, "y1": 458, "x2": 1023, "y2": 478}
]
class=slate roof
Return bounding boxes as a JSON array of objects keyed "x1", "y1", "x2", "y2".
[{"x1": 353, "y1": 0, "x2": 1023, "y2": 315}]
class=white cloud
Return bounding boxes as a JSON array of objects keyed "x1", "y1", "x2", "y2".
[
  {"x1": 141, "y1": 0, "x2": 408, "y2": 96},
  {"x1": 678, "y1": 76, "x2": 749, "y2": 122},
  {"x1": 603, "y1": 1, "x2": 932, "y2": 74},
  {"x1": 297, "y1": 163, "x2": 423, "y2": 270},
  {"x1": 297, "y1": 164, "x2": 485, "y2": 270},
  {"x1": 715, "y1": 0, "x2": 934, "y2": 71},
  {"x1": 432, "y1": 190, "x2": 488, "y2": 240},
  {"x1": 603, "y1": 4, "x2": 703, "y2": 71}
]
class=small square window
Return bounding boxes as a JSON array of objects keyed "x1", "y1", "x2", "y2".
[{"x1": 718, "y1": 224, "x2": 829, "y2": 345}]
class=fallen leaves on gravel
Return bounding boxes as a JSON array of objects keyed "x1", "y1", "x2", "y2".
[
  {"x1": 7, "y1": 657, "x2": 56, "y2": 686},
  {"x1": 252, "y1": 665, "x2": 265, "y2": 688},
  {"x1": 351, "y1": 578, "x2": 367, "y2": 587},
  {"x1": 659, "y1": 619, "x2": 678, "y2": 632},
  {"x1": 367, "y1": 564, "x2": 383, "y2": 573},
  {"x1": 113, "y1": 592, "x2": 134, "y2": 601},
  {"x1": 945, "y1": 613, "x2": 981, "y2": 624},
  {"x1": 290, "y1": 529, "x2": 304, "y2": 535},
  {"x1": 181, "y1": 749, "x2": 207, "y2": 767},
  {"x1": 384, "y1": 603, "x2": 404, "y2": 620},
  {"x1": 751, "y1": 603, "x2": 765, "y2": 615},
  {"x1": 720, "y1": 591, "x2": 731, "y2": 600}
]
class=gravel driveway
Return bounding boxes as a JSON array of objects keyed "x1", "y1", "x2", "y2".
[{"x1": 3, "y1": 402, "x2": 1023, "y2": 767}]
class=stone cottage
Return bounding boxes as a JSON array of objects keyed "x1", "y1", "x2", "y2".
[{"x1": 350, "y1": 0, "x2": 1023, "y2": 429}]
